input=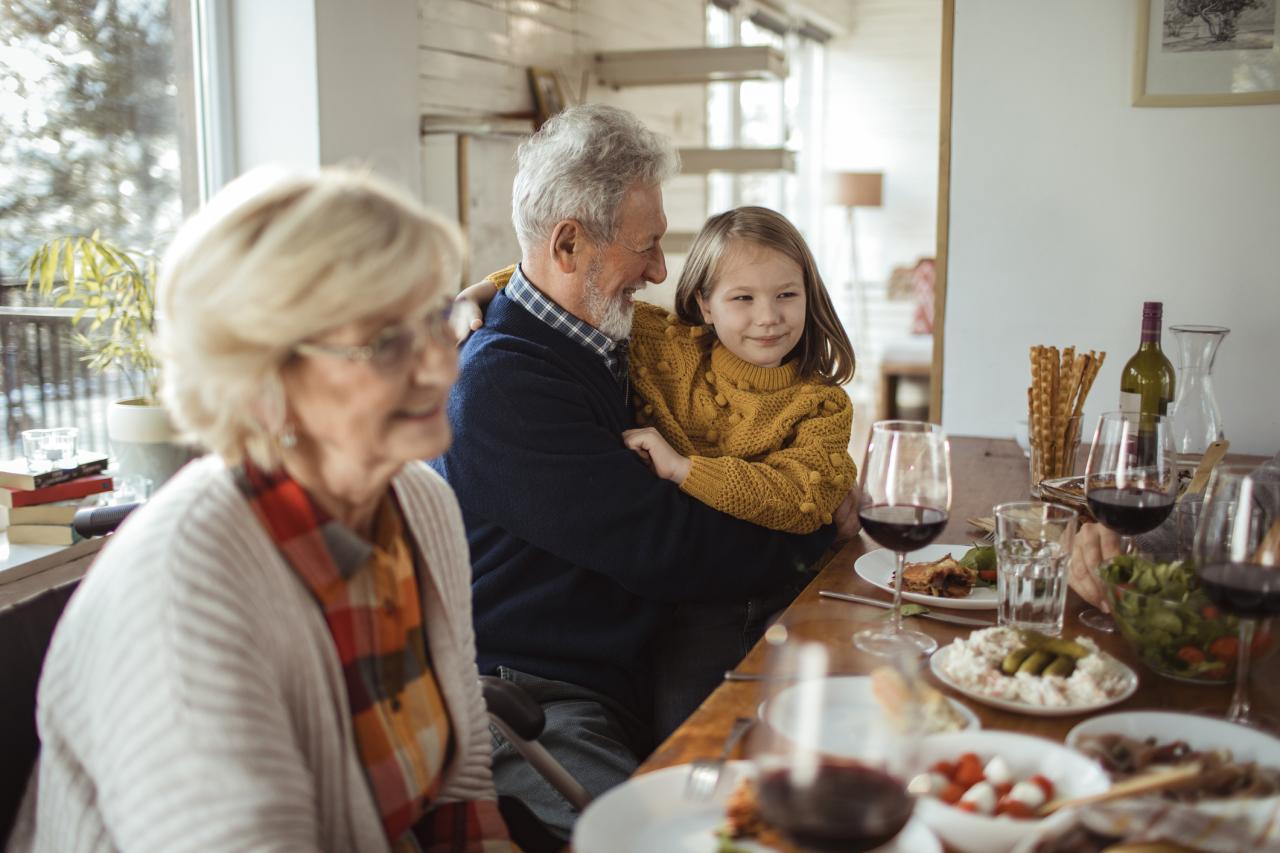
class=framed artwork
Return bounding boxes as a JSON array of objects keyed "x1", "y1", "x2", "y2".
[
  {"x1": 1134, "y1": 0, "x2": 1280, "y2": 106},
  {"x1": 527, "y1": 67, "x2": 566, "y2": 129}
]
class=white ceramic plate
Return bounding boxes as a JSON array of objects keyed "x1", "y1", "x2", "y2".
[
  {"x1": 1063, "y1": 712, "x2": 1280, "y2": 844},
  {"x1": 929, "y1": 642, "x2": 1139, "y2": 717},
  {"x1": 759, "y1": 676, "x2": 980, "y2": 750},
  {"x1": 854, "y1": 544, "x2": 998, "y2": 610},
  {"x1": 1067, "y1": 710, "x2": 1280, "y2": 762},
  {"x1": 573, "y1": 761, "x2": 941, "y2": 853}
]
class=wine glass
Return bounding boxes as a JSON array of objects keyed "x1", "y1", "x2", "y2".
[
  {"x1": 1080, "y1": 411, "x2": 1178, "y2": 632},
  {"x1": 750, "y1": 618, "x2": 918, "y2": 851},
  {"x1": 855, "y1": 420, "x2": 952, "y2": 656},
  {"x1": 1193, "y1": 465, "x2": 1280, "y2": 727}
]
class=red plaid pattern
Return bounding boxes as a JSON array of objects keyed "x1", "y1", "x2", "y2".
[{"x1": 236, "y1": 464, "x2": 512, "y2": 851}]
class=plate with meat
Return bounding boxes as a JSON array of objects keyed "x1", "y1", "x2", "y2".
[
  {"x1": 854, "y1": 544, "x2": 998, "y2": 610},
  {"x1": 572, "y1": 760, "x2": 942, "y2": 853}
]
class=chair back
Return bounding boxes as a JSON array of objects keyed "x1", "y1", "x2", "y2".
[{"x1": 0, "y1": 581, "x2": 79, "y2": 844}]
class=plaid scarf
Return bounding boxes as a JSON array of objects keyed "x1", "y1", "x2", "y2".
[{"x1": 236, "y1": 463, "x2": 512, "y2": 851}]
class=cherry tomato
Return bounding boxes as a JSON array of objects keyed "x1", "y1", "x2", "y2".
[
  {"x1": 1209, "y1": 636, "x2": 1239, "y2": 661},
  {"x1": 1177, "y1": 646, "x2": 1206, "y2": 665},
  {"x1": 994, "y1": 782, "x2": 1013, "y2": 799},
  {"x1": 1029, "y1": 774, "x2": 1055, "y2": 801},
  {"x1": 953, "y1": 756, "x2": 986, "y2": 788},
  {"x1": 1201, "y1": 604, "x2": 1220, "y2": 620},
  {"x1": 930, "y1": 760, "x2": 956, "y2": 778},
  {"x1": 955, "y1": 801, "x2": 979, "y2": 813},
  {"x1": 995, "y1": 797, "x2": 1034, "y2": 819},
  {"x1": 940, "y1": 782, "x2": 966, "y2": 805}
]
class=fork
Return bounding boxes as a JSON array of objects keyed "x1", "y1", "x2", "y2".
[{"x1": 685, "y1": 716, "x2": 753, "y2": 800}]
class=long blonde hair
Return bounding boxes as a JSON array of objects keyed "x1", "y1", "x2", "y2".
[{"x1": 674, "y1": 207, "x2": 855, "y2": 385}]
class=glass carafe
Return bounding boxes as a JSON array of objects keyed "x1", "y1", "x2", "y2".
[{"x1": 1169, "y1": 324, "x2": 1228, "y2": 463}]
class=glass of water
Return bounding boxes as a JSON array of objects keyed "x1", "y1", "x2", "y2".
[
  {"x1": 21, "y1": 427, "x2": 79, "y2": 471},
  {"x1": 994, "y1": 501, "x2": 1078, "y2": 636}
]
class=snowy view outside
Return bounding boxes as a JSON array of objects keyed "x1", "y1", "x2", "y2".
[{"x1": 0, "y1": 0, "x2": 184, "y2": 456}]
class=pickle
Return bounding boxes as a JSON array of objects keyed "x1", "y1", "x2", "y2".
[
  {"x1": 1043, "y1": 654, "x2": 1076, "y2": 678},
  {"x1": 1017, "y1": 650, "x2": 1054, "y2": 676},
  {"x1": 1001, "y1": 647, "x2": 1034, "y2": 675},
  {"x1": 1020, "y1": 631, "x2": 1090, "y2": 659}
]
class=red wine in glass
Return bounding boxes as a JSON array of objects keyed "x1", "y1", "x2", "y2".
[
  {"x1": 757, "y1": 762, "x2": 915, "y2": 853},
  {"x1": 858, "y1": 505, "x2": 949, "y2": 553},
  {"x1": 1199, "y1": 563, "x2": 1280, "y2": 619},
  {"x1": 1085, "y1": 487, "x2": 1175, "y2": 537}
]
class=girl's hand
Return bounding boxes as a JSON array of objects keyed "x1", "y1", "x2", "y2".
[
  {"x1": 1068, "y1": 522, "x2": 1122, "y2": 612},
  {"x1": 456, "y1": 279, "x2": 500, "y2": 333},
  {"x1": 622, "y1": 428, "x2": 691, "y2": 485}
]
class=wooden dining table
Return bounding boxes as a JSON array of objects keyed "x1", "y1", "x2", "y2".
[{"x1": 637, "y1": 435, "x2": 1279, "y2": 776}]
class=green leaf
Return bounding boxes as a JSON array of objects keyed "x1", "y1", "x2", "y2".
[{"x1": 900, "y1": 604, "x2": 930, "y2": 618}]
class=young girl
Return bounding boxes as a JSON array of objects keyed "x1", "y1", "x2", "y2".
[
  {"x1": 469, "y1": 206, "x2": 857, "y2": 534},
  {"x1": 619, "y1": 205, "x2": 857, "y2": 534}
]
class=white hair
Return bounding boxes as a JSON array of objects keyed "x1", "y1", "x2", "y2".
[
  {"x1": 156, "y1": 166, "x2": 465, "y2": 468},
  {"x1": 511, "y1": 104, "x2": 679, "y2": 254}
]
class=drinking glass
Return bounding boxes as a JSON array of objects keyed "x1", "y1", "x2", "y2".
[
  {"x1": 22, "y1": 427, "x2": 79, "y2": 471},
  {"x1": 855, "y1": 420, "x2": 952, "y2": 656},
  {"x1": 749, "y1": 620, "x2": 918, "y2": 851},
  {"x1": 1193, "y1": 465, "x2": 1280, "y2": 727},
  {"x1": 994, "y1": 502, "x2": 1078, "y2": 636},
  {"x1": 1080, "y1": 412, "x2": 1178, "y2": 632}
]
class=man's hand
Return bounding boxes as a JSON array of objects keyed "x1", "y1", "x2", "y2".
[
  {"x1": 833, "y1": 485, "x2": 862, "y2": 544},
  {"x1": 622, "y1": 428, "x2": 692, "y2": 485},
  {"x1": 1068, "y1": 522, "x2": 1122, "y2": 612}
]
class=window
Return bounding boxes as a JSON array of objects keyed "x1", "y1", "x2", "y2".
[
  {"x1": 705, "y1": 1, "x2": 829, "y2": 260},
  {"x1": 0, "y1": 0, "x2": 198, "y2": 457}
]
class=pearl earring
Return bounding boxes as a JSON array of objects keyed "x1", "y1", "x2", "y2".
[{"x1": 279, "y1": 424, "x2": 297, "y2": 449}]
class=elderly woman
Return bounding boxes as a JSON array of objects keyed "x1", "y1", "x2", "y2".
[{"x1": 15, "y1": 168, "x2": 512, "y2": 851}]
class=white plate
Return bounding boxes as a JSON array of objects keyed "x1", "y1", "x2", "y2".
[
  {"x1": 1063, "y1": 712, "x2": 1280, "y2": 844},
  {"x1": 573, "y1": 761, "x2": 941, "y2": 853},
  {"x1": 855, "y1": 544, "x2": 998, "y2": 610},
  {"x1": 1067, "y1": 710, "x2": 1280, "y2": 762},
  {"x1": 929, "y1": 642, "x2": 1139, "y2": 717},
  {"x1": 760, "y1": 676, "x2": 981, "y2": 749}
]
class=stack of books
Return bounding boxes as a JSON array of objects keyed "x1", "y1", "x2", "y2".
[{"x1": 0, "y1": 453, "x2": 113, "y2": 545}]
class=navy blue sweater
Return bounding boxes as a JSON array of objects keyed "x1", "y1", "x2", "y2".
[{"x1": 431, "y1": 291, "x2": 834, "y2": 709}]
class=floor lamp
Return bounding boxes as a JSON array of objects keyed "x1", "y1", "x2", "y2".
[{"x1": 832, "y1": 171, "x2": 883, "y2": 365}]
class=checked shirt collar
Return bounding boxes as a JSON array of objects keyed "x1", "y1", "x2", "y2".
[{"x1": 505, "y1": 264, "x2": 629, "y2": 385}]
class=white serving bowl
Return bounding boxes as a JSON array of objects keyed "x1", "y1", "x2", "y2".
[{"x1": 914, "y1": 731, "x2": 1110, "y2": 853}]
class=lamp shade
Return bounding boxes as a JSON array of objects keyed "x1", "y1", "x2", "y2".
[{"x1": 831, "y1": 171, "x2": 883, "y2": 208}]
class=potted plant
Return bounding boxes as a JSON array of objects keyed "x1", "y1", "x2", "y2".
[{"x1": 27, "y1": 233, "x2": 192, "y2": 486}]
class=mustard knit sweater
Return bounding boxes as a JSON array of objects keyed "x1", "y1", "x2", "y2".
[{"x1": 484, "y1": 267, "x2": 856, "y2": 534}]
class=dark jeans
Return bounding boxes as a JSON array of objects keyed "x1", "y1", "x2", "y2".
[
  {"x1": 488, "y1": 667, "x2": 651, "y2": 840},
  {"x1": 650, "y1": 574, "x2": 812, "y2": 744}
]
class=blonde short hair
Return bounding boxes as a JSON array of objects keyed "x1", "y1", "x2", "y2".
[{"x1": 157, "y1": 166, "x2": 465, "y2": 469}]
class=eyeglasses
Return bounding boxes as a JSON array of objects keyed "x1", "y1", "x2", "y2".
[{"x1": 293, "y1": 299, "x2": 480, "y2": 372}]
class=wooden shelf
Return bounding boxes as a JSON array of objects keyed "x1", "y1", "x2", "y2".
[
  {"x1": 677, "y1": 147, "x2": 796, "y2": 174},
  {"x1": 594, "y1": 46, "x2": 787, "y2": 88}
]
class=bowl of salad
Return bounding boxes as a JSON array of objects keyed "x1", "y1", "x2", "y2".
[{"x1": 1099, "y1": 555, "x2": 1255, "y2": 684}]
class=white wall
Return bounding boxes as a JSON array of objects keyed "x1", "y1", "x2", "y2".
[
  {"x1": 944, "y1": 1, "x2": 1280, "y2": 455},
  {"x1": 823, "y1": 0, "x2": 940, "y2": 284},
  {"x1": 229, "y1": 0, "x2": 422, "y2": 191}
]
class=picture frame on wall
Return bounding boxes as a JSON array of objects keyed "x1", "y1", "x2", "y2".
[
  {"x1": 1134, "y1": 0, "x2": 1280, "y2": 106},
  {"x1": 527, "y1": 67, "x2": 566, "y2": 129}
]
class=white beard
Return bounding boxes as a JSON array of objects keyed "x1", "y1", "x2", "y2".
[{"x1": 583, "y1": 259, "x2": 636, "y2": 340}]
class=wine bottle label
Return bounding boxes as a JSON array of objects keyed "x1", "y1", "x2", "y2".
[{"x1": 1120, "y1": 392, "x2": 1141, "y2": 414}]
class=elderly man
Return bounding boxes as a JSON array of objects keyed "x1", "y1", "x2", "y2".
[{"x1": 432, "y1": 104, "x2": 852, "y2": 836}]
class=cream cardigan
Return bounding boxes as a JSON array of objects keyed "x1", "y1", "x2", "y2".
[{"x1": 11, "y1": 456, "x2": 499, "y2": 852}]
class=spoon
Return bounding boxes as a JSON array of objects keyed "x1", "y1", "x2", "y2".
[
  {"x1": 1036, "y1": 762, "x2": 1201, "y2": 816},
  {"x1": 1178, "y1": 440, "x2": 1229, "y2": 503}
]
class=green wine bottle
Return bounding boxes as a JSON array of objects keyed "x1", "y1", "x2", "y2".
[{"x1": 1119, "y1": 301, "x2": 1175, "y2": 418}]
